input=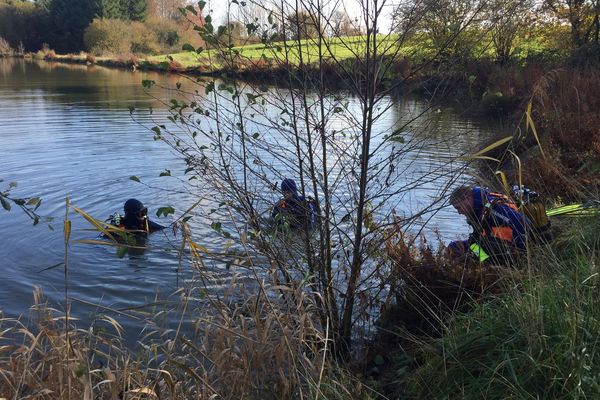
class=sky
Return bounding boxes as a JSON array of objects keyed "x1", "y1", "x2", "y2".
[{"x1": 199, "y1": 0, "x2": 396, "y2": 33}]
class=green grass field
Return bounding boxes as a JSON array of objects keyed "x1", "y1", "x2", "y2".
[
  {"x1": 147, "y1": 29, "x2": 558, "y2": 71},
  {"x1": 148, "y1": 34, "x2": 411, "y2": 69}
]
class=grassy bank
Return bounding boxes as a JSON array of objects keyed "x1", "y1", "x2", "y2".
[{"x1": 402, "y1": 218, "x2": 600, "y2": 399}]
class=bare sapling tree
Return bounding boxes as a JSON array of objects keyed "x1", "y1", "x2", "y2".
[{"x1": 145, "y1": 0, "x2": 484, "y2": 361}]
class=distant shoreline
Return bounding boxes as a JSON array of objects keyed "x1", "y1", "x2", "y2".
[
  {"x1": 27, "y1": 51, "x2": 384, "y2": 91},
  {"x1": 31, "y1": 52, "x2": 223, "y2": 77}
]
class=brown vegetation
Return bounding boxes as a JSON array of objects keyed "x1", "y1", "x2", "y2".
[
  {"x1": 83, "y1": 17, "x2": 204, "y2": 57},
  {"x1": 0, "y1": 36, "x2": 11, "y2": 56},
  {"x1": 517, "y1": 68, "x2": 600, "y2": 199},
  {"x1": 43, "y1": 50, "x2": 56, "y2": 61},
  {"x1": 85, "y1": 53, "x2": 96, "y2": 64},
  {"x1": 0, "y1": 282, "x2": 340, "y2": 399},
  {"x1": 166, "y1": 59, "x2": 184, "y2": 72}
]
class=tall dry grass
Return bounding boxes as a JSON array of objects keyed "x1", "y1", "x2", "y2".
[
  {"x1": 0, "y1": 201, "x2": 367, "y2": 399},
  {"x1": 0, "y1": 282, "x2": 351, "y2": 399},
  {"x1": 0, "y1": 287, "x2": 154, "y2": 399},
  {"x1": 520, "y1": 68, "x2": 600, "y2": 198}
]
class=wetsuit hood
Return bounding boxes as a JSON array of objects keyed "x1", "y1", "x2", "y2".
[
  {"x1": 471, "y1": 186, "x2": 485, "y2": 218},
  {"x1": 124, "y1": 198, "x2": 146, "y2": 216},
  {"x1": 281, "y1": 179, "x2": 299, "y2": 195}
]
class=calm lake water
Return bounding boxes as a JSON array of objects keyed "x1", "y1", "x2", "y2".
[{"x1": 0, "y1": 58, "x2": 495, "y2": 337}]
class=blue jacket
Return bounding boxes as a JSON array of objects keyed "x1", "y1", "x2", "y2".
[
  {"x1": 469, "y1": 187, "x2": 530, "y2": 250},
  {"x1": 272, "y1": 179, "x2": 316, "y2": 229}
]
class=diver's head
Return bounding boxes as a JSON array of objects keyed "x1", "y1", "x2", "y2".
[
  {"x1": 449, "y1": 186, "x2": 473, "y2": 216},
  {"x1": 124, "y1": 198, "x2": 148, "y2": 221},
  {"x1": 281, "y1": 179, "x2": 298, "y2": 199}
]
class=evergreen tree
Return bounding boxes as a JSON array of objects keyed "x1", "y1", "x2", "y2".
[
  {"x1": 99, "y1": 0, "x2": 126, "y2": 19},
  {"x1": 122, "y1": 0, "x2": 147, "y2": 21},
  {"x1": 47, "y1": 0, "x2": 99, "y2": 52}
]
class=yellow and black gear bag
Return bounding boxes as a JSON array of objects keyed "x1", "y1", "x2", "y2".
[{"x1": 522, "y1": 201, "x2": 550, "y2": 230}]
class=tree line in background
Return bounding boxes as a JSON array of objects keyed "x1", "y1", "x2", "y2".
[
  {"x1": 0, "y1": 0, "x2": 598, "y2": 64},
  {"x1": 391, "y1": 0, "x2": 600, "y2": 64},
  {"x1": 0, "y1": 0, "x2": 364, "y2": 56},
  {"x1": 0, "y1": 0, "x2": 203, "y2": 54}
]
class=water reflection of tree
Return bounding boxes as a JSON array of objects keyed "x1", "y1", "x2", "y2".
[{"x1": 0, "y1": 59, "x2": 182, "y2": 110}]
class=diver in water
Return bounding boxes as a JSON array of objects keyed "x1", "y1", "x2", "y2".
[
  {"x1": 111, "y1": 198, "x2": 166, "y2": 233},
  {"x1": 272, "y1": 179, "x2": 317, "y2": 230}
]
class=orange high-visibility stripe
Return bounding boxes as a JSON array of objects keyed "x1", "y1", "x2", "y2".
[
  {"x1": 489, "y1": 226, "x2": 513, "y2": 242},
  {"x1": 480, "y1": 192, "x2": 518, "y2": 244},
  {"x1": 489, "y1": 192, "x2": 519, "y2": 211}
]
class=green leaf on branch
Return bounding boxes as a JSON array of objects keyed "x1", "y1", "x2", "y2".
[
  {"x1": 246, "y1": 23, "x2": 258, "y2": 35},
  {"x1": 246, "y1": 93, "x2": 262, "y2": 103},
  {"x1": 205, "y1": 81, "x2": 215, "y2": 95},
  {"x1": 159, "y1": 169, "x2": 171, "y2": 177},
  {"x1": 217, "y1": 25, "x2": 227, "y2": 37},
  {"x1": 182, "y1": 43, "x2": 195, "y2": 52},
  {"x1": 1, "y1": 196, "x2": 11, "y2": 211},
  {"x1": 390, "y1": 135, "x2": 405, "y2": 143},
  {"x1": 156, "y1": 207, "x2": 175, "y2": 218},
  {"x1": 129, "y1": 176, "x2": 141, "y2": 183},
  {"x1": 198, "y1": 0, "x2": 206, "y2": 10},
  {"x1": 152, "y1": 126, "x2": 162, "y2": 140},
  {"x1": 185, "y1": 4, "x2": 198, "y2": 15},
  {"x1": 142, "y1": 80, "x2": 155, "y2": 89}
]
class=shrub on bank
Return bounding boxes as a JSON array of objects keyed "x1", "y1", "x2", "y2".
[
  {"x1": 84, "y1": 18, "x2": 131, "y2": 55},
  {"x1": 0, "y1": 1, "x2": 47, "y2": 52},
  {"x1": 84, "y1": 17, "x2": 204, "y2": 57},
  {"x1": 149, "y1": 18, "x2": 184, "y2": 53},
  {"x1": 84, "y1": 18, "x2": 160, "y2": 56},
  {"x1": 130, "y1": 21, "x2": 160, "y2": 55}
]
